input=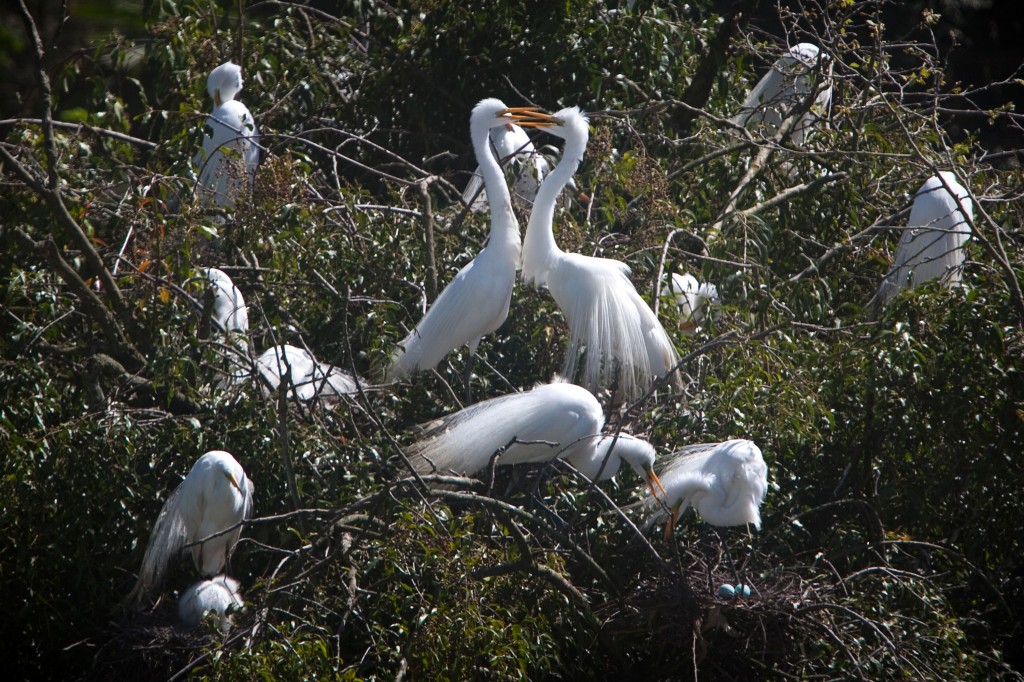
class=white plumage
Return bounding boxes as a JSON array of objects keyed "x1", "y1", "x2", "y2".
[
  {"x1": 178, "y1": 575, "x2": 244, "y2": 633},
  {"x1": 204, "y1": 267, "x2": 249, "y2": 349},
  {"x1": 519, "y1": 106, "x2": 680, "y2": 402},
  {"x1": 732, "y1": 42, "x2": 832, "y2": 148},
  {"x1": 256, "y1": 344, "x2": 359, "y2": 400},
  {"x1": 564, "y1": 432, "x2": 667, "y2": 499},
  {"x1": 875, "y1": 171, "x2": 973, "y2": 308},
  {"x1": 661, "y1": 272, "x2": 720, "y2": 334},
  {"x1": 129, "y1": 450, "x2": 254, "y2": 606},
  {"x1": 644, "y1": 439, "x2": 768, "y2": 532},
  {"x1": 407, "y1": 381, "x2": 605, "y2": 477},
  {"x1": 194, "y1": 61, "x2": 260, "y2": 207},
  {"x1": 385, "y1": 99, "x2": 526, "y2": 383}
]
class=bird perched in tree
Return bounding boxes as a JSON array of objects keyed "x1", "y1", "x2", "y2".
[
  {"x1": 661, "y1": 272, "x2": 720, "y2": 334},
  {"x1": 385, "y1": 99, "x2": 542, "y2": 395},
  {"x1": 732, "y1": 42, "x2": 832, "y2": 148},
  {"x1": 194, "y1": 61, "x2": 260, "y2": 207},
  {"x1": 129, "y1": 450, "x2": 253, "y2": 606},
  {"x1": 643, "y1": 439, "x2": 767, "y2": 538},
  {"x1": 204, "y1": 267, "x2": 249, "y2": 346},
  {"x1": 178, "y1": 575, "x2": 244, "y2": 633},
  {"x1": 517, "y1": 105, "x2": 680, "y2": 402},
  {"x1": 874, "y1": 171, "x2": 973, "y2": 310},
  {"x1": 256, "y1": 343, "x2": 360, "y2": 401},
  {"x1": 406, "y1": 381, "x2": 667, "y2": 500}
]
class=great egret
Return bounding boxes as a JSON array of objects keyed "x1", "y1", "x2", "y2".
[
  {"x1": 204, "y1": 267, "x2": 249, "y2": 346},
  {"x1": 256, "y1": 343, "x2": 360, "y2": 400},
  {"x1": 875, "y1": 172, "x2": 973, "y2": 309},
  {"x1": 178, "y1": 575, "x2": 243, "y2": 633},
  {"x1": 385, "y1": 99, "x2": 540, "y2": 389},
  {"x1": 517, "y1": 106, "x2": 680, "y2": 402},
  {"x1": 643, "y1": 439, "x2": 767, "y2": 536},
  {"x1": 564, "y1": 432, "x2": 666, "y2": 497},
  {"x1": 661, "y1": 272, "x2": 720, "y2": 334},
  {"x1": 407, "y1": 381, "x2": 667, "y2": 499},
  {"x1": 732, "y1": 43, "x2": 832, "y2": 148},
  {"x1": 129, "y1": 450, "x2": 254, "y2": 606},
  {"x1": 407, "y1": 380, "x2": 605, "y2": 477},
  {"x1": 194, "y1": 61, "x2": 260, "y2": 207}
]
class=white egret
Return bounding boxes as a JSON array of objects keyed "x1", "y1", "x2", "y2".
[
  {"x1": 644, "y1": 439, "x2": 767, "y2": 537},
  {"x1": 517, "y1": 106, "x2": 680, "y2": 402},
  {"x1": 407, "y1": 380, "x2": 605, "y2": 477},
  {"x1": 407, "y1": 381, "x2": 667, "y2": 500},
  {"x1": 194, "y1": 61, "x2": 260, "y2": 208},
  {"x1": 178, "y1": 575, "x2": 244, "y2": 633},
  {"x1": 661, "y1": 272, "x2": 720, "y2": 334},
  {"x1": 385, "y1": 99, "x2": 540, "y2": 388},
  {"x1": 256, "y1": 343, "x2": 360, "y2": 401},
  {"x1": 875, "y1": 172, "x2": 973, "y2": 309},
  {"x1": 732, "y1": 43, "x2": 832, "y2": 148},
  {"x1": 204, "y1": 267, "x2": 249, "y2": 347},
  {"x1": 564, "y1": 432, "x2": 666, "y2": 497},
  {"x1": 129, "y1": 450, "x2": 254, "y2": 606}
]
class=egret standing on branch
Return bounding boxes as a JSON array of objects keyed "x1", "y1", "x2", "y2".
[
  {"x1": 385, "y1": 99, "x2": 543, "y2": 393},
  {"x1": 643, "y1": 439, "x2": 768, "y2": 538},
  {"x1": 194, "y1": 61, "x2": 260, "y2": 208},
  {"x1": 874, "y1": 171, "x2": 973, "y2": 310},
  {"x1": 732, "y1": 42, "x2": 833, "y2": 148},
  {"x1": 128, "y1": 450, "x2": 254, "y2": 606},
  {"x1": 661, "y1": 272, "x2": 720, "y2": 335},
  {"x1": 516, "y1": 106, "x2": 680, "y2": 403}
]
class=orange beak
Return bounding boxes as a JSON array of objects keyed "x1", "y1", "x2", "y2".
[
  {"x1": 662, "y1": 501, "x2": 682, "y2": 541},
  {"x1": 645, "y1": 468, "x2": 669, "y2": 506},
  {"x1": 501, "y1": 107, "x2": 561, "y2": 128}
]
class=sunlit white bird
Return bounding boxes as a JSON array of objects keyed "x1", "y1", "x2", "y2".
[
  {"x1": 407, "y1": 381, "x2": 667, "y2": 499},
  {"x1": 874, "y1": 171, "x2": 973, "y2": 309},
  {"x1": 386, "y1": 99, "x2": 540, "y2": 389},
  {"x1": 732, "y1": 42, "x2": 832, "y2": 148},
  {"x1": 644, "y1": 439, "x2": 767, "y2": 537},
  {"x1": 257, "y1": 343, "x2": 360, "y2": 401},
  {"x1": 129, "y1": 450, "x2": 254, "y2": 606},
  {"x1": 661, "y1": 272, "x2": 720, "y2": 334},
  {"x1": 517, "y1": 106, "x2": 680, "y2": 402},
  {"x1": 204, "y1": 267, "x2": 249, "y2": 348},
  {"x1": 194, "y1": 61, "x2": 260, "y2": 207},
  {"x1": 178, "y1": 575, "x2": 244, "y2": 633}
]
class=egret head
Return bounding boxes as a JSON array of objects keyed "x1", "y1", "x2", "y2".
[
  {"x1": 207, "y1": 61, "x2": 244, "y2": 107},
  {"x1": 510, "y1": 106, "x2": 589, "y2": 143}
]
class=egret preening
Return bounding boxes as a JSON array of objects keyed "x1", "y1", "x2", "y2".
[
  {"x1": 661, "y1": 272, "x2": 720, "y2": 334},
  {"x1": 257, "y1": 343, "x2": 360, "y2": 401},
  {"x1": 462, "y1": 122, "x2": 551, "y2": 212},
  {"x1": 129, "y1": 450, "x2": 254, "y2": 606},
  {"x1": 517, "y1": 106, "x2": 680, "y2": 402},
  {"x1": 194, "y1": 61, "x2": 260, "y2": 207},
  {"x1": 564, "y1": 432, "x2": 667, "y2": 498},
  {"x1": 644, "y1": 439, "x2": 767, "y2": 537},
  {"x1": 178, "y1": 575, "x2": 243, "y2": 633},
  {"x1": 732, "y1": 43, "x2": 833, "y2": 148},
  {"x1": 874, "y1": 172, "x2": 973, "y2": 309},
  {"x1": 407, "y1": 381, "x2": 605, "y2": 478},
  {"x1": 385, "y1": 99, "x2": 540, "y2": 391}
]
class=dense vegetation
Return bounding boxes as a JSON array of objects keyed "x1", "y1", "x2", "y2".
[{"x1": 2, "y1": 0, "x2": 1023, "y2": 679}]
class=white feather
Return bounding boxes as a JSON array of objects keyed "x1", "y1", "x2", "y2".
[
  {"x1": 178, "y1": 575, "x2": 244, "y2": 633},
  {"x1": 256, "y1": 344, "x2": 359, "y2": 400},
  {"x1": 194, "y1": 61, "x2": 259, "y2": 208},
  {"x1": 661, "y1": 272, "x2": 719, "y2": 334}
]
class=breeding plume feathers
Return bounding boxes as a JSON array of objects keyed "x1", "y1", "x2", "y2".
[
  {"x1": 644, "y1": 439, "x2": 768, "y2": 530},
  {"x1": 407, "y1": 381, "x2": 605, "y2": 477}
]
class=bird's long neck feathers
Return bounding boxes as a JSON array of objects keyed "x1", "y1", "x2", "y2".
[
  {"x1": 522, "y1": 126, "x2": 587, "y2": 285},
  {"x1": 473, "y1": 123, "x2": 521, "y2": 258}
]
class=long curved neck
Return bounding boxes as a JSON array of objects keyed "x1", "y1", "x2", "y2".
[
  {"x1": 472, "y1": 125, "x2": 520, "y2": 257},
  {"x1": 523, "y1": 127, "x2": 586, "y2": 284}
]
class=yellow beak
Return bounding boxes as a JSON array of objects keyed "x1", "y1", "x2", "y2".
[
  {"x1": 500, "y1": 107, "x2": 561, "y2": 128},
  {"x1": 663, "y1": 501, "x2": 682, "y2": 541}
]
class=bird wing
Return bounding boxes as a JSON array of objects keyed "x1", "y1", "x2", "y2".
[
  {"x1": 127, "y1": 484, "x2": 189, "y2": 606},
  {"x1": 386, "y1": 250, "x2": 516, "y2": 381}
]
